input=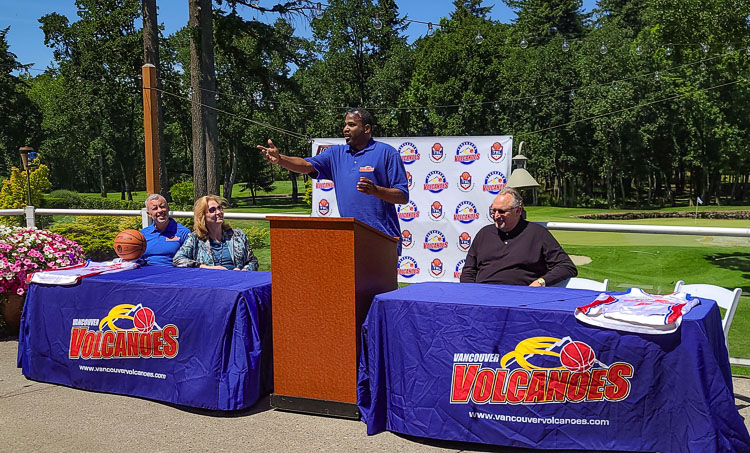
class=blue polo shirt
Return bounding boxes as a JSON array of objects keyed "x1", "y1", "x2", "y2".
[
  {"x1": 140, "y1": 218, "x2": 191, "y2": 266},
  {"x1": 306, "y1": 139, "x2": 408, "y2": 239}
]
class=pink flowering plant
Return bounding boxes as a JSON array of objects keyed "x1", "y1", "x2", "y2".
[{"x1": 0, "y1": 226, "x2": 85, "y2": 296}]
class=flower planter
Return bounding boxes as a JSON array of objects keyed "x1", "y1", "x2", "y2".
[
  {"x1": 1, "y1": 293, "x2": 25, "y2": 336},
  {"x1": 0, "y1": 227, "x2": 85, "y2": 337}
]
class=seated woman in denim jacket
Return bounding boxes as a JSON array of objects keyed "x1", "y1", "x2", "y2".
[{"x1": 173, "y1": 195, "x2": 259, "y2": 271}]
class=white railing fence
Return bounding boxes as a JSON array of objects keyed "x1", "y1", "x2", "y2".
[
  {"x1": 1, "y1": 206, "x2": 309, "y2": 229},
  {"x1": 7, "y1": 206, "x2": 750, "y2": 238},
  {"x1": 3, "y1": 206, "x2": 749, "y2": 366}
]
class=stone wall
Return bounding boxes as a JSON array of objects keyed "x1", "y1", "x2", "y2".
[{"x1": 575, "y1": 210, "x2": 750, "y2": 220}]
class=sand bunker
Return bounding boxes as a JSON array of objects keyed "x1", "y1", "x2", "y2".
[{"x1": 570, "y1": 255, "x2": 592, "y2": 266}]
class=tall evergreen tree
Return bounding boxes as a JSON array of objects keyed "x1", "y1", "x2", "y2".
[{"x1": 0, "y1": 28, "x2": 42, "y2": 176}]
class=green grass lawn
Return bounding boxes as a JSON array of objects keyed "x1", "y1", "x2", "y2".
[{"x1": 77, "y1": 180, "x2": 304, "y2": 203}]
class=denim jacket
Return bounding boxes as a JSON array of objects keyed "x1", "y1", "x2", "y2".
[{"x1": 173, "y1": 229, "x2": 259, "y2": 271}]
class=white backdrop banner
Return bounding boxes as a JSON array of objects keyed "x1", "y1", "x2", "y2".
[{"x1": 311, "y1": 136, "x2": 513, "y2": 283}]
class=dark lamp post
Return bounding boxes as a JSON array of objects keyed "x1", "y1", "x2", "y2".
[{"x1": 18, "y1": 146, "x2": 34, "y2": 206}]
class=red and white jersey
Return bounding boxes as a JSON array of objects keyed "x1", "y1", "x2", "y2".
[
  {"x1": 574, "y1": 288, "x2": 701, "y2": 334},
  {"x1": 27, "y1": 259, "x2": 140, "y2": 286}
]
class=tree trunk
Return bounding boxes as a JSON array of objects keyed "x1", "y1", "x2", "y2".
[
  {"x1": 189, "y1": 0, "x2": 207, "y2": 200},
  {"x1": 709, "y1": 170, "x2": 721, "y2": 206},
  {"x1": 142, "y1": 0, "x2": 170, "y2": 200},
  {"x1": 290, "y1": 171, "x2": 298, "y2": 203},
  {"x1": 567, "y1": 177, "x2": 575, "y2": 206},
  {"x1": 200, "y1": 0, "x2": 219, "y2": 195},
  {"x1": 223, "y1": 143, "x2": 238, "y2": 203},
  {"x1": 99, "y1": 148, "x2": 106, "y2": 197},
  {"x1": 119, "y1": 160, "x2": 131, "y2": 201}
]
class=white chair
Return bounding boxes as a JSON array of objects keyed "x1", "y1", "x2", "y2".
[
  {"x1": 553, "y1": 277, "x2": 609, "y2": 291},
  {"x1": 674, "y1": 281, "x2": 742, "y2": 350}
]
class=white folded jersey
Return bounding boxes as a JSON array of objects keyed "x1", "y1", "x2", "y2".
[
  {"x1": 574, "y1": 288, "x2": 701, "y2": 334},
  {"x1": 27, "y1": 259, "x2": 140, "y2": 286}
]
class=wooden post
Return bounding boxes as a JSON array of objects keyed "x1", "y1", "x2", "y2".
[{"x1": 142, "y1": 63, "x2": 160, "y2": 194}]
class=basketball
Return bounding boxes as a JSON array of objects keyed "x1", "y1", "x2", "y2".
[
  {"x1": 113, "y1": 229, "x2": 146, "y2": 261},
  {"x1": 133, "y1": 307, "x2": 155, "y2": 333},
  {"x1": 560, "y1": 341, "x2": 596, "y2": 373}
]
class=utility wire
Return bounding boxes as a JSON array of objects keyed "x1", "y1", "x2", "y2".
[
  {"x1": 150, "y1": 78, "x2": 743, "y2": 143},
  {"x1": 151, "y1": 86, "x2": 311, "y2": 142},
  {"x1": 518, "y1": 79, "x2": 742, "y2": 137},
  {"x1": 157, "y1": 52, "x2": 739, "y2": 114}
]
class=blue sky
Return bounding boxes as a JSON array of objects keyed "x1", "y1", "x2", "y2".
[{"x1": 2, "y1": 1, "x2": 595, "y2": 72}]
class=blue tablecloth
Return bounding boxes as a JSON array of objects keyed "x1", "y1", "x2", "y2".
[
  {"x1": 17, "y1": 266, "x2": 272, "y2": 411},
  {"x1": 357, "y1": 283, "x2": 750, "y2": 452}
]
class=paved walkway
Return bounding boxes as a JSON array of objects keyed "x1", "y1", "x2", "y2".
[{"x1": 2, "y1": 339, "x2": 749, "y2": 452}]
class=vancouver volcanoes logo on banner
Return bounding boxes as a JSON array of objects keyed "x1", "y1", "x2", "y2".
[
  {"x1": 401, "y1": 230, "x2": 414, "y2": 249},
  {"x1": 424, "y1": 230, "x2": 448, "y2": 252},
  {"x1": 430, "y1": 142, "x2": 446, "y2": 163},
  {"x1": 399, "y1": 142, "x2": 420, "y2": 164},
  {"x1": 315, "y1": 144, "x2": 332, "y2": 156},
  {"x1": 454, "y1": 201, "x2": 480, "y2": 224},
  {"x1": 450, "y1": 336, "x2": 634, "y2": 405},
  {"x1": 69, "y1": 304, "x2": 179, "y2": 360},
  {"x1": 424, "y1": 171, "x2": 449, "y2": 193},
  {"x1": 397, "y1": 201, "x2": 420, "y2": 221},
  {"x1": 455, "y1": 141, "x2": 480, "y2": 164},
  {"x1": 483, "y1": 171, "x2": 507, "y2": 194},
  {"x1": 457, "y1": 171, "x2": 475, "y2": 192},
  {"x1": 429, "y1": 201, "x2": 445, "y2": 221},
  {"x1": 406, "y1": 171, "x2": 414, "y2": 191},
  {"x1": 453, "y1": 259, "x2": 465, "y2": 279},
  {"x1": 457, "y1": 232, "x2": 472, "y2": 252},
  {"x1": 315, "y1": 180, "x2": 334, "y2": 191},
  {"x1": 488, "y1": 142, "x2": 505, "y2": 163},
  {"x1": 397, "y1": 256, "x2": 420, "y2": 278},
  {"x1": 429, "y1": 258, "x2": 445, "y2": 278}
]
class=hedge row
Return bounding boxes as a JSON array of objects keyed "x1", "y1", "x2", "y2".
[{"x1": 45, "y1": 190, "x2": 143, "y2": 210}]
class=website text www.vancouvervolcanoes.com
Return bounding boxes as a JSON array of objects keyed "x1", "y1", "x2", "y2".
[
  {"x1": 468, "y1": 410, "x2": 610, "y2": 426},
  {"x1": 78, "y1": 364, "x2": 166, "y2": 380}
]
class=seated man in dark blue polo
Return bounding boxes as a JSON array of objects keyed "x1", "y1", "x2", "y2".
[
  {"x1": 460, "y1": 188, "x2": 577, "y2": 286},
  {"x1": 140, "y1": 194, "x2": 190, "y2": 266},
  {"x1": 257, "y1": 108, "x2": 408, "y2": 246}
]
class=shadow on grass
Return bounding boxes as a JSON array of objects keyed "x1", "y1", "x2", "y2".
[{"x1": 705, "y1": 252, "x2": 750, "y2": 291}]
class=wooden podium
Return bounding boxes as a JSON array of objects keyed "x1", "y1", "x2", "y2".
[{"x1": 267, "y1": 216, "x2": 398, "y2": 418}]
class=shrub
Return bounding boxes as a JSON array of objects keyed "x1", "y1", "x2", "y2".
[
  {"x1": 0, "y1": 164, "x2": 51, "y2": 209},
  {"x1": 0, "y1": 164, "x2": 52, "y2": 226},
  {"x1": 51, "y1": 216, "x2": 141, "y2": 261},
  {"x1": 175, "y1": 216, "x2": 194, "y2": 231},
  {"x1": 44, "y1": 190, "x2": 141, "y2": 210},
  {"x1": 242, "y1": 226, "x2": 269, "y2": 251},
  {"x1": 170, "y1": 180, "x2": 194, "y2": 210},
  {"x1": 45, "y1": 190, "x2": 81, "y2": 208},
  {"x1": 303, "y1": 179, "x2": 312, "y2": 206}
]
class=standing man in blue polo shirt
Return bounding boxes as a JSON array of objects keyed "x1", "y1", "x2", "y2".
[
  {"x1": 140, "y1": 194, "x2": 191, "y2": 266},
  {"x1": 257, "y1": 108, "x2": 408, "y2": 243}
]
